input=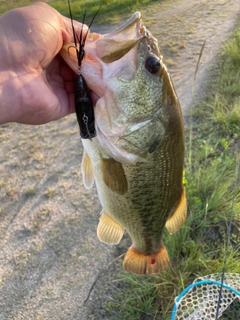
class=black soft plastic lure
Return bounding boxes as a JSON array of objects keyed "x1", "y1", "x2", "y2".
[{"x1": 67, "y1": 0, "x2": 99, "y2": 139}]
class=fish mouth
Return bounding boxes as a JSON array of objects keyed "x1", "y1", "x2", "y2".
[
  {"x1": 102, "y1": 11, "x2": 160, "y2": 60},
  {"x1": 107, "y1": 11, "x2": 144, "y2": 39},
  {"x1": 91, "y1": 11, "x2": 160, "y2": 71},
  {"x1": 60, "y1": 12, "x2": 147, "y2": 96},
  {"x1": 94, "y1": 12, "x2": 145, "y2": 63},
  {"x1": 61, "y1": 12, "x2": 146, "y2": 67}
]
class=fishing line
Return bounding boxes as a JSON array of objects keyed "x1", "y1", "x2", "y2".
[
  {"x1": 84, "y1": 253, "x2": 125, "y2": 304},
  {"x1": 189, "y1": 39, "x2": 206, "y2": 168},
  {"x1": 215, "y1": 152, "x2": 240, "y2": 319}
]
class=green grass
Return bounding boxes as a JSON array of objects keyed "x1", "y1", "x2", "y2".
[
  {"x1": 49, "y1": 0, "x2": 165, "y2": 25},
  {"x1": 102, "y1": 25, "x2": 240, "y2": 320},
  {"x1": 0, "y1": 0, "x2": 167, "y2": 20},
  {"x1": 0, "y1": 0, "x2": 36, "y2": 14},
  {"x1": 0, "y1": 0, "x2": 170, "y2": 28}
]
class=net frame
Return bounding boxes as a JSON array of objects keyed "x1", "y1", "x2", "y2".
[{"x1": 171, "y1": 273, "x2": 240, "y2": 320}]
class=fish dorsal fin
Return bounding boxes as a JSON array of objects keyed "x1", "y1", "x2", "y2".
[
  {"x1": 165, "y1": 189, "x2": 187, "y2": 234},
  {"x1": 101, "y1": 157, "x2": 128, "y2": 195},
  {"x1": 81, "y1": 151, "x2": 94, "y2": 189},
  {"x1": 97, "y1": 212, "x2": 124, "y2": 245}
]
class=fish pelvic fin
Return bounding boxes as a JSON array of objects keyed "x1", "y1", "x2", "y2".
[
  {"x1": 97, "y1": 212, "x2": 124, "y2": 245},
  {"x1": 165, "y1": 189, "x2": 187, "y2": 234},
  {"x1": 101, "y1": 157, "x2": 128, "y2": 195},
  {"x1": 81, "y1": 151, "x2": 94, "y2": 189},
  {"x1": 123, "y1": 245, "x2": 170, "y2": 275}
]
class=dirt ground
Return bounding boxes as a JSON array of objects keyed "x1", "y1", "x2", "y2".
[{"x1": 0, "y1": 0, "x2": 240, "y2": 319}]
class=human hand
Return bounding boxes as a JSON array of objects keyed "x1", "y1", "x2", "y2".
[{"x1": 0, "y1": 2, "x2": 87, "y2": 125}]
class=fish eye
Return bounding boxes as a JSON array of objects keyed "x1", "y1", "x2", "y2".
[{"x1": 145, "y1": 55, "x2": 160, "y2": 74}]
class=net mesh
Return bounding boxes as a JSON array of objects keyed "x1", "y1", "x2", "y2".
[{"x1": 172, "y1": 273, "x2": 240, "y2": 320}]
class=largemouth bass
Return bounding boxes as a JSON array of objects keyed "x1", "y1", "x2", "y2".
[{"x1": 61, "y1": 12, "x2": 187, "y2": 274}]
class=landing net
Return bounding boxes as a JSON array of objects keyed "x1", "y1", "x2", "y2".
[{"x1": 171, "y1": 273, "x2": 240, "y2": 320}]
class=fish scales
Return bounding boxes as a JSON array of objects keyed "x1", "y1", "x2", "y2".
[
  {"x1": 61, "y1": 11, "x2": 187, "y2": 274},
  {"x1": 82, "y1": 123, "x2": 184, "y2": 261}
]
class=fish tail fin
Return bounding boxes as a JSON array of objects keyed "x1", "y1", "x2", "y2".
[
  {"x1": 165, "y1": 189, "x2": 187, "y2": 234},
  {"x1": 123, "y1": 245, "x2": 170, "y2": 275},
  {"x1": 97, "y1": 212, "x2": 124, "y2": 245}
]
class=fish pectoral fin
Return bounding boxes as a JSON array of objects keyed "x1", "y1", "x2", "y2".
[
  {"x1": 165, "y1": 189, "x2": 187, "y2": 234},
  {"x1": 97, "y1": 212, "x2": 124, "y2": 245},
  {"x1": 101, "y1": 157, "x2": 128, "y2": 195},
  {"x1": 123, "y1": 245, "x2": 170, "y2": 275},
  {"x1": 81, "y1": 151, "x2": 94, "y2": 189}
]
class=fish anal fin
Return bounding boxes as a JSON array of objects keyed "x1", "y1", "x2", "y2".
[
  {"x1": 166, "y1": 189, "x2": 187, "y2": 234},
  {"x1": 101, "y1": 158, "x2": 128, "y2": 195},
  {"x1": 81, "y1": 151, "x2": 94, "y2": 189},
  {"x1": 123, "y1": 245, "x2": 170, "y2": 275},
  {"x1": 97, "y1": 212, "x2": 124, "y2": 245}
]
